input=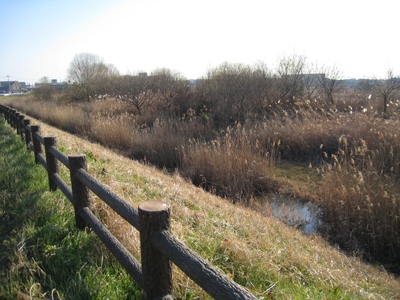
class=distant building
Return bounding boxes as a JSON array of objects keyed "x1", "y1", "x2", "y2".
[
  {"x1": 339, "y1": 78, "x2": 376, "y2": 88},
  {"x1": 301, "y1": 73, "x2": 326, "y2": 85},
  {"x1": 0, "y1": 81, "x2": 23, "y2": 93},
  {"x1": 34, "y1": 79, "x2": 67, "y2": 93}
]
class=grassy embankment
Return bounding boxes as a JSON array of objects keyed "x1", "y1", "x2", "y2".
[
  {"x1": 0, "y1": 117, "x2": 141, "y2": 299},
  {"x1": 1, "y1": 98, "x2": 400, "y2": 298}
]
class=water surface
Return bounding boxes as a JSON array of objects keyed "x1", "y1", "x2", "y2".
[{"x1": 258, "y1": 193, "x2": 322, "y2": 234}]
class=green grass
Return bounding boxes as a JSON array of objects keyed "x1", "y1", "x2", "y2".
[
  {"x1": 0, "y1": 118, "x2": 141, "y2": 299},
  {"x1": 273, "y1": 160, "x2": 321, "y2": 183}
]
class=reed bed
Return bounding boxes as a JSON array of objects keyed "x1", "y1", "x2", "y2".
[
  {"x1": 317, "y1": 125, "x2": 400, "y2": 273},
  {"x1": 180, "y1": 125, "x2": 281, "y2": 202}
]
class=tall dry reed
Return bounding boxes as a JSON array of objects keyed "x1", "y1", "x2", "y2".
[
  {"x1": 180, "y1": 125, "x2": 280, "y2": 202},
  {"x1": 88, "y1": 114, "x2": 135, "y2": 149},
  {"x1": 318, "y1": 133, "x2": 400, "y2": 273}
]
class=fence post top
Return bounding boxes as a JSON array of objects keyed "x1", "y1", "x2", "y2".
[
  {"x1": 69, "y1": 154, "x2": 87, "y2": 159},
  {"x1": 68, "y1": 155, "x2": 87, "y2": 168},
  {"x1": 139, "y1": 201, "x2": 170, "y2": 212}
]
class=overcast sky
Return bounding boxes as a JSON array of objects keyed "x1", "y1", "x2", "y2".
[{"x1": 1, "y1": 0, "x2": 399, "y2": 84}]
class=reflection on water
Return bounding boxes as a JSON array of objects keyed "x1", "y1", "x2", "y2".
[{"x1": 258, "y1": 194, "x2": 322, "y2": 234}]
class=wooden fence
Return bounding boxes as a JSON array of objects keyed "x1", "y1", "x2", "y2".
[{"x1": 0, "y1": 104, "x2": 257, "y2": 300}]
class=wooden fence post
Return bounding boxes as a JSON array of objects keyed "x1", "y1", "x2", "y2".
[
  {"x1": 69, "y1": 155, "x2": 90, "y2": 230},
  {"x1": 13, "y1": 110, "x2": 19, "y2": 133},
  {"x1": 9, "y1": 109, "x2": 13, "y2": 128},
  {"x1": 7, "y1": 107, "x2": 10, "y2": 122},
  {"x1": 6, "y1": 107, "x2": 11, "y2": 124},
  {"x1": 31, "y1": 125, "x2": 42, "y2": 164},
  {"x1": 23, "y1": 119, "x2": 31, "y2": 149},
  {"x1": 7, "y1": 108, "x2": 12, "y2": 124},
  {"x1": 14, "y1": 112, "x2": 20, "y2": 134},
  {"x1": 3, "y1": 106, "x2": 6, "y2": 120},
  {"x1": 6, "y1": 107, "x2": 9, "y2": 122},
  {"x1": 44, "y1": 137, "x2": 59, "y2": 191},
  {"x1": 139, "y1": 201, "x2": 173, "y2": 300},
  {"x1": 13, "y1": 110, "x2": 18, "y2": 129},
  {"x1": 18, "y1": 114, "x2": 25, "y2": 140}
]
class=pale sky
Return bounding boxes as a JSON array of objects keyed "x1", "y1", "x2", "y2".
[{"x1": 1, "y1": 0, "x2": 399, "y2": 84}]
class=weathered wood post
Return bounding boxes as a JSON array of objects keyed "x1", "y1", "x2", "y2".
[
  {"x1": 3, "y1": 106, "x2": 8, "y2": 122},
  {"x1": 6, "y1": 107, "x2": 11, "y2": 124},
  {"x1": 69, "y1": 155, "x2": 90, "y2": 230},
  {"x1": 44, "y1": 137, "x2": 59, "y2": 191},
  {"x1": 13, "y1": 111, "x2": 19, "y2": 130},
  {"x1": 23, "y1": 119, "x2": 31, "y2": 149},
  {"x1": 11, "y1": 109, "x2": 16, "y2": 129},
  {"x1": 139, "y1": 201, "x2": 173, "y2": 300},
  {"x1": 31, "y1": 125, "x2": 42, "y2": 164},
  {"x1": 18, "y1": 114, "x2": 25, "y2": 140},
  {"x1": 8, "y1": 109, "x2": 13, "y2": 127},
  {"x1": 7, "y1": 108, "x2": 14, "y2": 126},
  {"x1": 13, "y1": 110, "x2": 18, "y2": 129},
  {"x1": 5, "y1": 107, "x2": 10, "y2": 124}
]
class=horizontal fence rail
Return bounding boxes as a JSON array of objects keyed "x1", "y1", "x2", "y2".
[{"x1": 0, "y1": 104, "x2": 257, "y2": 300}]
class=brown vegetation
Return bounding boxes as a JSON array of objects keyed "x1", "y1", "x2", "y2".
[
  {"x1": 3, "y1": 57, "x2": 400, "y2": 275},
  {"x1": 3, "y1": 114, "x2": 399, "y2": 298}
]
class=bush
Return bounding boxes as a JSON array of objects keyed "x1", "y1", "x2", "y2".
[{"x1": 32, "y1": 84, "x2": 57, "y2": 101}]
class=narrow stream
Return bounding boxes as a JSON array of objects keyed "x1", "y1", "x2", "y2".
[{"x1": 258, "y1": 193, "x2": 322, "y2": 234}]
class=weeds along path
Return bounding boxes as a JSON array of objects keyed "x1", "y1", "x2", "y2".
[{"x1": 1, "y1": 114, "x2": 400, "y2": 299}]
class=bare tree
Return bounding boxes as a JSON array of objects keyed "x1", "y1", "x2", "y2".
[
  {"x1": 94, "y1": 62, "x2": 120, "y2": 96},
  {"x1": 67, "y1": 52, "x2": 119, "y2": 100},
  {"x1": 199, "y1": 62, "x2": 284, "y2": 125},
  {"x1": 374, "y1": 69, "x2": 400, "y2": 118},
  {"x1": 204, "y1": 62, "x2": 259, "y2": 126},
  {"x1": 113, "y1": 74, "x2": 156, "y2": 115},
  {"x1": 150, "y1": 68, "x2": 189, "y2": 116},
  {"x1": 250, "y1": 62, "x2": 275, "y2": 114},
  {"x1": 301, "y1": 63, "x2": 322, "y2": 101},
  {"x1": 275, "y1": 54, "x2": 307, "y2": 103},
  {"x1": 315, "y1": 64, "x2": 343, "y2": 105}
]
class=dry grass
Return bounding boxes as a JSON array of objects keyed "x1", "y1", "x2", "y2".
[
  {"x1": 12, "y1": 113, "x2": 399, "y2": 299},
  {"x1": 181, "y1": 126, "x2": 280, "y2": 202},
  {"x1": 317, "y1": 125, "x2": 400, "y2": 272},
  {"x1": 128, "y1": 118, "x2": 189, "y2": 169},
  {"x1": 3, "y1": 95, "x2": 400, "y2": 278},
  {"x1": 88, "y1": 114, "x2": 135, "y2": 149},
  {"x1": 5, "y1": 98, "x2": 90, "y2": 134}
]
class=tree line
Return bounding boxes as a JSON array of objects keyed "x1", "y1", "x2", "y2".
[{"x1": 33, "y1": 52, "x2": 400, "y2": 126}]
